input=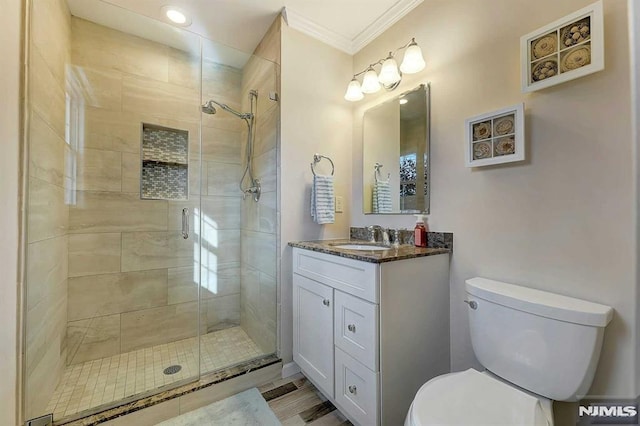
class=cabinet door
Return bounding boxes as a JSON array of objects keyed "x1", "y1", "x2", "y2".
[{"x1": 293, "y1": 274, "x2": 334, "y2": 397}]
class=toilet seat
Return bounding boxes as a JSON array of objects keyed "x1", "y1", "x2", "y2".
[{"x1": 406, "y1": 369, "x2": 553, "y2": 426}]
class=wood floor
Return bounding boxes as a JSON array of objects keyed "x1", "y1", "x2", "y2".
[{"x1": 259, "y1": 374, "x2": 353, "y2": 425}]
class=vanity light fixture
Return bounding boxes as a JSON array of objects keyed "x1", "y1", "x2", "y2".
[
  {"x1": 344, "y1": 78, "x2": 364, "y2": 101},
  {"x1": 400, "y1": 39, "x2": 426, "y2": 73},
  {"x1": 344, "y1": 37, "x2": 426, "y2": 102},
  {"x1": 161, "y1": 6, "x2": 192, "y2": 26},
  {"x1": 361, "y1": 66, "x2": 382, "y2": 94}
]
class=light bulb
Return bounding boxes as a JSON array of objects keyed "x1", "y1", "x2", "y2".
[
  {"x1": 399, "y1": 98, "x2": 408, "y2": 105},
  {"x1": 166, "y1": 9, "x2": 186, "y2": 23},
  {"x1": 344, "y1": 78, "x2": 364, "y2": 101},
  {"x1": 378, "y1": 53, "x2": 401, "y2": 86},
  {"x1": 361, "y1": 67, "x2": 381, "y2": 94},
  {"x1": 400, "y1": 39, "x2": 426, "y2": 74},
  {"x1": 161, "y1": 6, "x2": 192, "y2": 26}
]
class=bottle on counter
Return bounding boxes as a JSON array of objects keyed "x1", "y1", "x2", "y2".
[{"x1": 414, "y1": 214, "x2": 428, "y2": 247}]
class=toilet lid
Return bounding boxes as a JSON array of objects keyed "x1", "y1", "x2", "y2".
[{"x1": 409, "y1": 369, "x2": 550, "y2": 426}]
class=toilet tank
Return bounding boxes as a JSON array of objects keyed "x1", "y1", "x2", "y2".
[{"x1": 465, "y1": 277, "x2": 613, "y2": 401}]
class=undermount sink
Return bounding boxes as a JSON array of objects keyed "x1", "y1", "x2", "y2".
[{"x1": 332, "y1": 244, "x2": 389, "y2": 251}]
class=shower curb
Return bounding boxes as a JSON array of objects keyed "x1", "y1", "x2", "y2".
[{"x1": 55, "y1": 355, "x2": 281, "y2": 426}]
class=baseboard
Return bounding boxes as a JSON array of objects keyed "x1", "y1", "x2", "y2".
[{"x1": 281, "y1": 362, "x2": 301, "y2": 378}]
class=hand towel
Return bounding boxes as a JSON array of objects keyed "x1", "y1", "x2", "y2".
[
  {"x1": 373, "y1": 180, "x2": 392, "y2": 213},
  {"x1": 372, "y1": 183, "x2": 379, "y2": 213},
  {"x1": 311, "y1": 174, "x2": 335, "y2": 224}
]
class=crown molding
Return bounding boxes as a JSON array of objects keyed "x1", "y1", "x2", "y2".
[
  {"x1": 283, "y1": 7, "x2": 353, "y2": 54},
  {"x1": 351, "y1": 0, "x2": 423, "y2": 53},
  {"x1": 283, "y1": 0, "x2": 423, "y2": 55}
]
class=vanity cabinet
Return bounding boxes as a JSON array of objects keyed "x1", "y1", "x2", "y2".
[{"x1": 292, "y1": 247, "x2": 450, "y2": 426}]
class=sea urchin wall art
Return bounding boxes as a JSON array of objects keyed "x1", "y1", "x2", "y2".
[
  {"x1": 520, "y1": 1, "x2": 604, "y2": 93},
  {"x1": 465, "y1": 103, "x2": 525, "y2": 168}
]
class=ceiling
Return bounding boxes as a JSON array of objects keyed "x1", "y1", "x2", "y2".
[{"x1": 72, "y1": 0, "x2": 423, "y2": 55}]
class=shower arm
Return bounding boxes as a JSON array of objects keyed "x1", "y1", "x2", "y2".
[{"x1": 207, "y1": 99, "x2": 252, "y2": 120}]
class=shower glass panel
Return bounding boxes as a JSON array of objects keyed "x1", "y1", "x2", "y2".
[
  {"x1": 23, "y1": 0, "x2": 202, "y2": 421},
  {"x1": 198, "y1": 40, "x2": 279, "y2": 375},
  {"x1": 24, "y1": 0, "x2": 279, "y2": 423}
]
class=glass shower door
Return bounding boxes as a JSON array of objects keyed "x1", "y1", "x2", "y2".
[
  {"x1": 197, "y1": 39, "x2": 279, "y2": 375},
  {"x1": 23, "y1": 1, "x2": 203, "y2": 422}
]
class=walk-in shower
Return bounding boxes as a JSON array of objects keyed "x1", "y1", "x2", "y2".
[
  {"x1": 22, "y1": 0, "x2": 279, "y2": 423},
  {"x1": 202, "y1": 90, "x2": 261, "y2": 201}
]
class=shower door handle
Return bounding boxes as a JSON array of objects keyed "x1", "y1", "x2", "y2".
[{"x1": 182, "y1": 208, "x2": 189, "y2": 239}]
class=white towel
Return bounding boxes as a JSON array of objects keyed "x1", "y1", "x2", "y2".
[
  {"x1": 372, "y1": 184, "x2": 379, "y2": 213},
  {"x1": 372, "y1": 180, "x2": 392, "y2": 213},
  {"x1": 311, "y1": 174, "x2": 335, "y2": 224}
]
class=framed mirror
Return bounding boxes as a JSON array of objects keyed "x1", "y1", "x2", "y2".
[{"x1": 362, "y1": 84, "x2": 430, "y2": 214}]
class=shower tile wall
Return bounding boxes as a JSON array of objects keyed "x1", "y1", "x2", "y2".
[
  {"x1": 65, "y1": 18, "x2": 243, "y2": 366},
  {"x1": 25, "y1": 0, "x2": 71, "y2": 418},
  {"x1": 239, "y1": 17, "x2": 281, "y2": 354}
]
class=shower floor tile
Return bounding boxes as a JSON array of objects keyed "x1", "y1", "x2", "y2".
[{"x1": 46, "y1": 327, "x2": 266, "y2": 421}]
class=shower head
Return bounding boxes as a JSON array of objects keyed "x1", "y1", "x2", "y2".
[
  {"x1": 201, "y1": 99, "x2": 252, "y2": 120},
  {"x1": 201, "y1": 100, "x2": 217, "y2": 115}
]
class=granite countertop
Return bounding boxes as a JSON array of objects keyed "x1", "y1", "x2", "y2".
[{"x1": 288, "y1": 239, "x2": 451, "y2": 264}]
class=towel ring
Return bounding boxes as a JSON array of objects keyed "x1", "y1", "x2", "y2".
[
  {"x1": 374, "y1": 162, "x2": 390, "y2": 183},
  {"x1": 311, "y1": 154, "x2": 335, "y2": 176}
]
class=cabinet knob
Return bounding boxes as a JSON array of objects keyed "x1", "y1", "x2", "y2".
[
  {"x1": 322, "y1": 299, "x2": 330, "y2": 306},
  {"x1": 348, "y1": 385, "x2": 357, "y2": 394},
  {"x1": 464, "y1": 300, "x2": 478, "y2": 310},
  {"x1": 347, "y1": 324, "x2": 356, "y2": 333}
]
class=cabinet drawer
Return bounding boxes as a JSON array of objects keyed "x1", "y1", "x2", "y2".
[
  {"x1": 335, "y1": 347, "x2": 379, "y2": 426},
  {"x1": 335, "y1": 290, "x2": 379, "y2": 371},
  {"x1": 293, "y1": 248, "x2": 379, "y2": 303}
]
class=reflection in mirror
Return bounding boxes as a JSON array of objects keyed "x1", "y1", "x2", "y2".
[{"x1": 363, "y1": 84, "x2": 429, "y2": 214}]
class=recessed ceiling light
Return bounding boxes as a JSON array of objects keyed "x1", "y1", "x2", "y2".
[
  {"x1": 399, "y1": 98, "x2": 408, "y2": 105},
  {"x1": 161, "y1": 6, "x2": 191, "y2": 26}
]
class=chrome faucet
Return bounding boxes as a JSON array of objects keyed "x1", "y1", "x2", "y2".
[
  {"x1": 381, "y1": 228, "x2": 390, "y2": 246},
  {"x1": 367, "y1": 225, "x2": 391, "y2": 246},
  {"x1": 391, "y1": 229, "x2": 400, "y2": 248},
  {"x1": 366, "y1": 225, "x2": 377, "y2": 243}
]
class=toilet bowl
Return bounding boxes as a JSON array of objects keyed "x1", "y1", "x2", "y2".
[
  {"x1": 405, "y1": 369, "x2": 553, "y2": 426},
  {"x1": 405, "y1": 277, "x2": 613, "y2": 426}
]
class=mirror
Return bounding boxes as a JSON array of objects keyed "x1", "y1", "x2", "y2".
[{"x1": 362, "y1": 84, "x2": 430, "y2": 214}]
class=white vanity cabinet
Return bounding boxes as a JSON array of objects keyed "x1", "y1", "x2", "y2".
[{"x1": 292, "y1": 247, "x2": 450, "y2": 426}]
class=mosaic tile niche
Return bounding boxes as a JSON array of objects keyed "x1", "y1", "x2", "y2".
[{"x1": 141, "y1": 124, "x2": 189, "y2": 200}]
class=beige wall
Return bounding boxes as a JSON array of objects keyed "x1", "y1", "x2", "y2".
[
  {"x1": 352, "y1": 0, "x2": 635, "y2": 407},
  {"x1": 240, "y1": 17, "x2": 280, "y2": 354},
  {"x1": 0, "y1": 0, "x2": 22, "y2": 423},
  {"x1": 280, "y1": 22, "x2": 354, "y2": 363},
  {"x1": 24, "y1": 0, "x2": 71, "y2": 418}
]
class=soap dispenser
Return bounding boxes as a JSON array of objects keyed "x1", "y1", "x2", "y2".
[{"x1": 414, "y1": 214, "x2": 428, "y2": 247}]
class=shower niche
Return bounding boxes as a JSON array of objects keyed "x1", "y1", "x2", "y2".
[{"x1": 141, "y1": 123, "x2": 189, "y2": 200}]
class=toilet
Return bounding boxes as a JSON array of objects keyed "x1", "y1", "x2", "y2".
[{"x1": 405, "y1": 277, "x2": 613, "y2": 426}]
